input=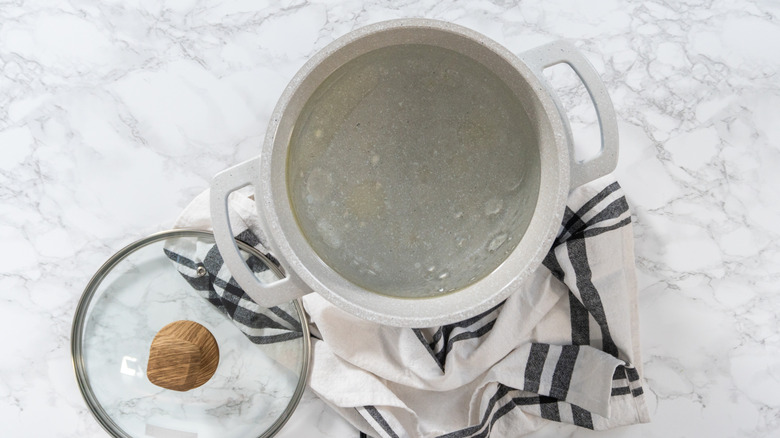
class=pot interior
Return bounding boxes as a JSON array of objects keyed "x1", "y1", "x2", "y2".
[{"x1": 286, "y1": 42, "x2": 541, "y2": 299}]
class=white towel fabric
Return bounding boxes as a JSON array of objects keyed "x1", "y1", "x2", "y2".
[{"x1": 170, "y1": 175, "x2": 650, "y2": 437}]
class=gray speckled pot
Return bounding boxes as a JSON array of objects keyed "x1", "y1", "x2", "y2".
[{"x1": 210, "y1": 19, "x2": 618, "y2": 327}]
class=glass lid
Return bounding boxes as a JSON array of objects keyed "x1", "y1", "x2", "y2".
[{"x1": 72, "y1": 229, "x2": 310, "y2": 438}]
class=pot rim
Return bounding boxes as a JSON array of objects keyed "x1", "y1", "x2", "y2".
[{"x1": 257, "y1": 19, "x2": 570, "y2": 327}]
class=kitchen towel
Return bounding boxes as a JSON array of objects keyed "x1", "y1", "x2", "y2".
[{"x1": 165, "y1": 175, "x2": 650, "y2": 437}]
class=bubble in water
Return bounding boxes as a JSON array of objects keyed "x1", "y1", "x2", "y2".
[
  {"x1": 438, "y1": 287, "x2": 445, "y2": 293},
  {"x1": 427, "y1": 265, "x2": 436, "y2": 272},
  {"x1": 306, "y1": 168, "x2": 333, "y2": 202},
  {"x1": 316, "y1": 220, "x2": 341, "y2": 249},
  {"x1": 484, "y1": 198, "x2": 503, "y2": 216},
  {"x1": 487, "y1": 232, "x2": 508, "y2": 252}
]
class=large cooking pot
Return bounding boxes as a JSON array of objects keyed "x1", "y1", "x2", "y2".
[{"x1": 209, "y1": 19, "x2": 618, "y2": 327}]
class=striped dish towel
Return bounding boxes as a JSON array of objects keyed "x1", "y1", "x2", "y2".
[
  {"x1": 163, "y1": 227, "x2": 304, "y2": 345},
  {"x1": 169, "y1": 175, "x2": 650, "y2": 437}
]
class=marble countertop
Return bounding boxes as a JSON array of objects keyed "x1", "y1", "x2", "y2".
[{"x1": 2, "y1": 0, "x2": 779, "y2": 436}]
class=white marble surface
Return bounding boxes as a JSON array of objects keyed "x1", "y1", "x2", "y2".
[{"x1": 1, "y1": 0, "x2": 779, "y2": 437}]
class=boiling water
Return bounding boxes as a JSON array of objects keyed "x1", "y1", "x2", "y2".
[{"x1": 287, "y1": 44, "x2": 540, "y2": 298}]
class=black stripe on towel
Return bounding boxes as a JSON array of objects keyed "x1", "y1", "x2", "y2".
[
  {"x1": 456, "y1": 390, "x2": 543, "y2": 438},
  {"x1": 164, "y1": 250, "x2": 223, "y2": 307},
  {"x1": 524, "y1": 343, "x2": 549, "y2": 393},
  {"x1": 539, "y1": 398, "x2": 561, "y2": 422},
  {"x1": 235, "y1": 228, "x2": 261, "y2": 247},
  {"x1": 569, "y1": 291, "x2": 590, "y2": 346},
  {"x1": 557, "y1": 205, "x2": 586, "y2": 247},
  {"x1": 474, "y1": 401, "x2": 515, "y2": 438},
  {"x1": 414, "y1": 303, "x2": 503, "y2": 370},
  {"x1": 542, "y1": 249, "x2": 566, "y2": 283},
  {"x1": 412, "y1": 328, "x2": 445, "y2": 372},
  {"x1": 575, "y1": 182, "x2": 621, "y2": 221},
  {"x1": 430, "y1": 302, "x2": 503, "y2": 347},
  {"x1": 233, "y1": 307, "x2": 291, "y2": 330},
  {"x1": 270, "y1": 305, "x2": 303, "y2": 331},
  {"x1": 163, "y1": 248, "x2": 200, "y2": 270},
  {"x1": 571, "y1": 404, "x2": 594, "y2": 430},
  {"x1": 435, "y1": 320, "x2": 497, "y2": 367},
  {"x1": 364, "y1": 406, "x2": 400, "y2": 438},
  {"x1": 438, "y1": 385, "x2": 593, "y2": 437},
  {"x1": 247, "y1": 331, "x2": 302, "y2": 344},
  {"x1": 584, "y1": 196, "x2": 629, "y2": 228},
  {"x1": 204, "y1": 242, "x2": 226, "y2": 278},
  {"x1": 549, "y1": 345, "x2": 579, "y2": 400},
  {"x1": 245, "y1": 254, "x2": 271, "y2": 274},
  {"x1": 571, "y1": 217, "x2": 632, "y2": 241},
  {"x1": 556, "y1": 182, "x2": 621, "y2": 245},
  {"x1": 611, "y1": 386, "x2": 631, "y2": 396},
  {"x1": 567, "y1": 238, "x2": 619, "y2": 358}
]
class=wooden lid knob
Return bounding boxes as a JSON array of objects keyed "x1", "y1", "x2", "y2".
[{"x1": 147, "y1": 320, "x2": 219, "y2": 392}]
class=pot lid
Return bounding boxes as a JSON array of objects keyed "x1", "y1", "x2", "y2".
[{"x1": 72, "y1": 229, "x2": 310, "y2": 438}]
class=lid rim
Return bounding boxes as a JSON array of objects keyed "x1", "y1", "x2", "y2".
[{"x1": 71, "y1": 228, "x2": 311, "y2": 438}]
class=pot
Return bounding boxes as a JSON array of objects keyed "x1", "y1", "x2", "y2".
[{"x1": 209, "y1": 19, "x2": 618, "y2": 327}]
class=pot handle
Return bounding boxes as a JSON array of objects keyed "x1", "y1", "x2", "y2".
[
  {"x1": 209, "y1": 157, "x2": 309, "y2": 307},
  {"x1": 521, "y1": 40, "x2": 619, "y2": 190}
]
